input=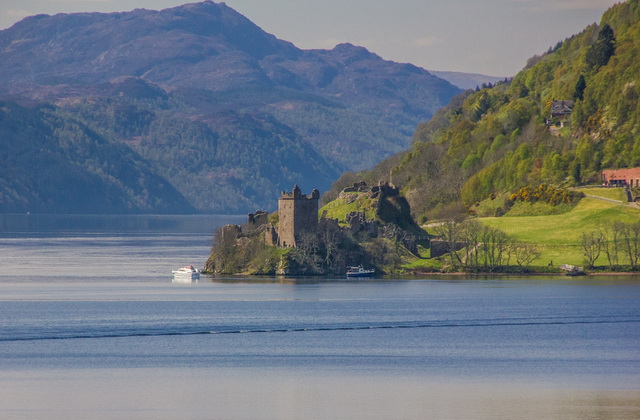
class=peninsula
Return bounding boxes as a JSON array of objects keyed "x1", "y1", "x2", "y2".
[{"x1": 205, "y1": 183, "x2": 428, "y2": 275}]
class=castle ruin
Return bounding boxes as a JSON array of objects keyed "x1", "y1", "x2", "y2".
[
  {"x1": 212, "y1": 186, "x2": 320, "y2": 250},
  {"x1": 277, "y1": 185, "x2": 319, "y2": 247}
]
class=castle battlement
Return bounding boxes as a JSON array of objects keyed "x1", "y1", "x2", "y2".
[{"x1": 280, "y1": 185, "x2": 319, "y2": 201}]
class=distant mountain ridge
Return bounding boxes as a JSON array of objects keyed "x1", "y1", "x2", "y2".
[
  {"x1": 0, "y1": 1, "x2": 461, "y2": 213},
  {"x1": 1, "y1": 1, "x2": 298, "y2": 88},
  {"x1": 429, "y1": 71, "x2": 508, "y2": 90}
]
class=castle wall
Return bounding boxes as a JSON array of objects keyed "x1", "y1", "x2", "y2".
[{"x1": 264, "y1": 224, "x2": 278, "y2": 247}]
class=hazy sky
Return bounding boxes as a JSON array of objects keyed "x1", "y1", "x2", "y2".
[{"x1": 0, "y1": 0, "x2": 621, "y2": 76}]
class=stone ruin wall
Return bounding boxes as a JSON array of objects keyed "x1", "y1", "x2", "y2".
[
  {"x1": 216, "y1": 182, "x2": 401, "y2": 250},
  {"x1": 277, "y1": 185, "x2": 319, "y2": 248},
  {"x1": 215, "y1": 186, "x2": 320, "y2": 249}
]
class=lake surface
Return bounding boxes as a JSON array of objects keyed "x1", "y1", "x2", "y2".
[{"x1": 0, "y1": 214, "x2": 639, "y2": 419}]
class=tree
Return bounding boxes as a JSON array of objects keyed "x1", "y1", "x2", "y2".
[
  {"x1": 434, "y1": 220, "x2": 465, "y2": 268},
  {"x1": 476, "y1": 223, "x2": 510, "y2": 271},
  {"x1": 601, "y1": 223, "x2": 620, "y2": 270},
  {"x1": 456, "y1": 221, "x2": 510, "y2": 272},
  {"x1": 618, "y1": 221, "x2": 640, "y2": 270},
  {"x1": 317, "y1": 218, "x2": 352, "y2": 273},
  {"x1": 586, "y1": 23, "x2": 616, "y2": 70},
  {"x1": 581, "y1": 231, "x2": 604, "y2": 268},
  {"x1": 292, "y1": 232, "x2": 321, "y2": 274},
  {"x1": 573, "y1": 75, "x2": 587, "y2": 101},
  {"x1": 460, "y1": 220, "x2": 483, "y2": 271},
  {"x1": 383, "y1": 224, "x2": 409, "y2": 269},
  {"x1": 572, "y1": 163, "x2": 582, "y2": 184},
  {"x1": 208, "y1": 226, "x2": 240, "y2": 274},
  {"x1": 512, "y1": 243, "x2": 540, "y2": 268}
]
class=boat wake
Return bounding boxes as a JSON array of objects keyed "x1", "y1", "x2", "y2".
[{"x1": 1, "y1": 316, "x2": 638, "y2": 342}]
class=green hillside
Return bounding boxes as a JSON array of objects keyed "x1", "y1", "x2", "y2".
[
  {"x1": 327, "y1": 0, "x2": 640, "y2": 222},
  {"x1": 480, "y1": 197, "x2": 639, "y2": 267},
  {"x1": 0, "y1": 100, "x2": 191, "y2": 214}
]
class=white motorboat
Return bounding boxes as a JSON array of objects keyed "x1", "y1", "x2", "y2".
[{"x1": 172, "y1": 265, "x2": 200, "y2": 282}]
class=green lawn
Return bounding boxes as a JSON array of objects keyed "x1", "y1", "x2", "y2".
[
  {"x1": 576, "y1": 186, "x2": 627, "y2": 202},
  {"x1": 480, "y1": 197, "x2": 640, "y2": 266}
]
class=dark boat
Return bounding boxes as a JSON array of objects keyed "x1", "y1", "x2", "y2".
[{"x1": 346, "y1": 265, "x2": 375, "y2": 278}]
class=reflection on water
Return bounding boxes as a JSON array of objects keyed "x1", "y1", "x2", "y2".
[
  {"x1": 171, "y1": 276, "x2": 198, "y2": 284},
  {"x1": 0, "y1": 213, "x2": 245, "y2": 235}
]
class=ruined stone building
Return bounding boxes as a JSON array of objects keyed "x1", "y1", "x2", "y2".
[
  {"x1": 277, "y1": 185, "x2": 319, "y2": 247},
  {"x1": 213, "y1": 186, "x2": 320, "y2": 250}
]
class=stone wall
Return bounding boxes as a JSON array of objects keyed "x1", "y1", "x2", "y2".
[
  {"x1": 278, "y1": 185, "x2": 319, "y2": 248},
  {"x1": 430, "y1": 239, "x2": 467, "y2": 258},
  {"x1": 247, "y1": 210, "x2": 269, "y2": 231}
]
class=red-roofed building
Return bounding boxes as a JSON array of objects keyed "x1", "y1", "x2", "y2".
[{"x1": 602, "y1": 167, "x2": 640, "y2": 187}]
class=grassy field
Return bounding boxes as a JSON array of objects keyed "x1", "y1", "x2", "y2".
[
  {"x1": 480, "y1": 197, "x2": 640, "y2": 266},
  {"x1": 575, "y1": 186, "x2": 627, "y2": 202}
]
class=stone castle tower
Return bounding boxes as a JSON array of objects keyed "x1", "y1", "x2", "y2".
[{"x1": 278, "y1": 185, "x2": 319, "y2": 247}]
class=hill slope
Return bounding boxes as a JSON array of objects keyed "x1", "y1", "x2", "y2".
[
  {"x1": 481, "y1": 196, "x2": 639, "y2": 267},
  {"x1": 0, "y1": 100, "x2": 191, "y2": 214},
  {"x1": 327, "y1": 0, "x2": 640, "y2": 221},
  {"x1": 0, "y1": 1, "x2": 460, "y2": 213}
]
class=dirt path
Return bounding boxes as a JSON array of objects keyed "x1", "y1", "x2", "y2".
[{"x1": 584, "y1": 194, "x2": 639, "y2": 209}]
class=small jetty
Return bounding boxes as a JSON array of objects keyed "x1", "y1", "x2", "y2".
[{"x1": 559, "y1": 264, "x2": 586, "y2": 276}]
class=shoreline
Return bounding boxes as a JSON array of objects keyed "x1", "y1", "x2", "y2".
[
  {"x1": 205, "y1": 270, "x2": 640, "y2": 279},
  {"x1": 409, "y1": 270, "x2": 640, "y2": 277}
]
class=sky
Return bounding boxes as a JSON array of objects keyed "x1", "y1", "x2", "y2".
[{"x1": 0, "y1": 0, "x2": 621, "y2": 76}]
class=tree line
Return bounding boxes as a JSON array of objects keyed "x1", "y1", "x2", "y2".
[
  {"x1": 433, "y1": 218, "x2": 640, "y2": 273},
  {"x1": 433, "y1": 220, "x2": 540, "y2": 272},
  {"x1": 581, "y1": 221, "x2": 640, "y2": 270}
]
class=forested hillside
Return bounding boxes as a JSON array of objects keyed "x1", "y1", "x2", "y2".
[
  {"x1": 327, "y1": 0, "x2": 640, "y2": 221},
  {"x1": 0, "y1": 100, "x2": 190, "y2": 213},
  {"x1": 0, "y1": 1, "x2": 460, "y2": 214}
]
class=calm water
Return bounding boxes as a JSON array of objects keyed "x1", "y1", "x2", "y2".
[{"x1": 0, "y1": 215, "x2": 639, "y2": 419}]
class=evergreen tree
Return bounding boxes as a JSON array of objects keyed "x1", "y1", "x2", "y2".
[
  {"x1": 572, "y1": 163, "x2": 582, "y2": 184},
  {"x1": 586, "y1": 24, "x2": 616, "y2": 70},
  {"x1": 574, "y1": 75, "x2": 587, "y2": 101}
]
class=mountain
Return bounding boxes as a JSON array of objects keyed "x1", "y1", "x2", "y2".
[
  {"x1": 325, "y1": 0, "x2": 640, "y2": 221},
  {"x1": 0, "y1": 1, "x2": 461, "y2": 214},
  {"x1": 429, "y1": 71, "x2": 508, "y2": 90}
]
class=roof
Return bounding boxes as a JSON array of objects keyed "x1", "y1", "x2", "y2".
[{"x1": 550, "y1": 100, "x2": 574, "y2": 117}]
